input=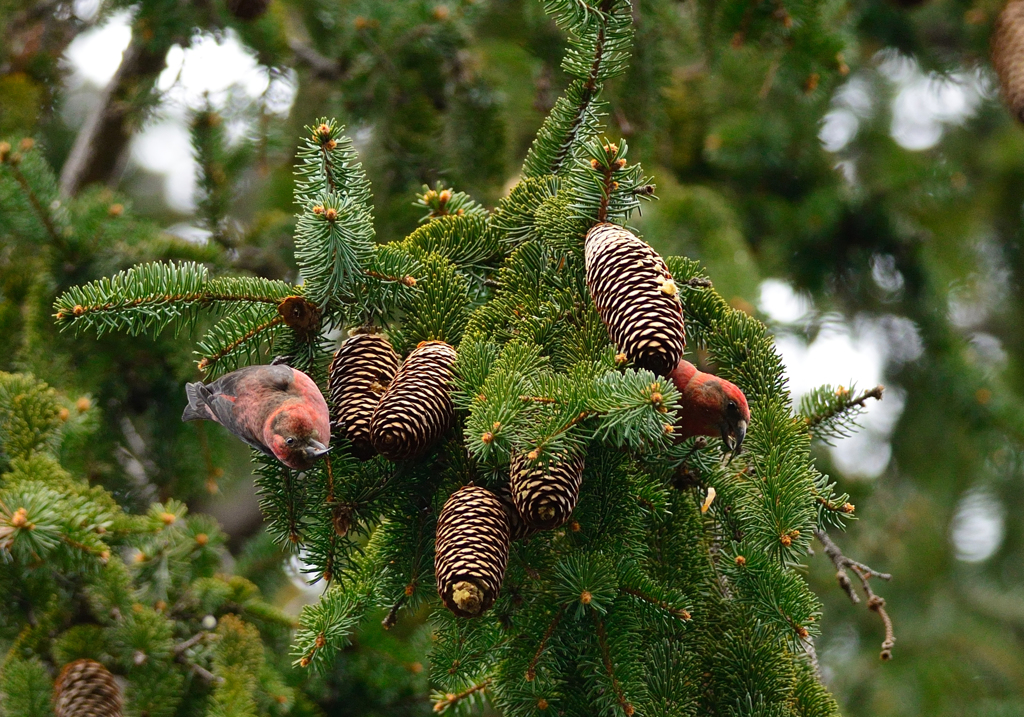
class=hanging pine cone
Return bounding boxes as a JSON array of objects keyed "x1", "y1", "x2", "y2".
[
  {"x1": 585, "y1": 223, "x2": 685, "y2": 377},
  {"x1": 226, "y1": 0, "x2": 270, "y2": 20},
  {"x1": 328, "y1": 333, "x2": 400, "y2": 459},
  {"x1": 994, "y1": 0, "x2": 1024, "y2": 122},
  {"x1": 53, "y1": 659, "x2": 122, "y2": 717},
  {"x1": 370, "y1": 341, "x2": 457, "y2": 460},
  {"x1": 510, "y1": 450, "x2": 585, "y2": 530},
  {"x1": 435, "y1": 486, "x2": 510, "y2": 617}
]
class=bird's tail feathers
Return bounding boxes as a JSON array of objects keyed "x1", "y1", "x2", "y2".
[{"x1": 182, "y1": 382, "x2": 214, "y2": 422}]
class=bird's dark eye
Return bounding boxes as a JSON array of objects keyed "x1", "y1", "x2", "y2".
[
  {"x1": 728, "y1": 401, "x2": 737, "y2": 410},
  {"x1": 286, "y1": 437, "x2": 296, "y2": 446}
]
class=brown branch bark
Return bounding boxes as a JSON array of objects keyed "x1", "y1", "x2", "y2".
[
  {"x1": 815, "y1": 528, "x2": 895, "y2": 660},
  {"x1": 59, "y1": 31, "x2": 171, "y2": 196}
]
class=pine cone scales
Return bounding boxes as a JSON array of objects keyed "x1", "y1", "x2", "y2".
[
  {"x1": 585, "y1": 223, "x2": 685, "y2": 376},
  {"x1": 329, "y1": 334, "x2": 400, "y2": 459},
  {"x1": 495, "y1": 481, "x2": 536, "y2": 541},
  {"x1": 510, "y1": 451, "x2": 585, "y2": 530},
  {"x1": 53, "y1": 659, "x2": 122, "y2": 717},
  {"x1": 435, "y1": 486, "x2": 511, "y2": 617},
  {"x1": 370, "y1": 341, "x2": 457, "y2": 460},
  {"x1": 994, "y1": 0, "x2": 1024, "y2": 122}
]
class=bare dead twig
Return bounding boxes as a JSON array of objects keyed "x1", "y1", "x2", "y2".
[{"x1": 815, "y1": 528, "x2": 895, "y2": 660}]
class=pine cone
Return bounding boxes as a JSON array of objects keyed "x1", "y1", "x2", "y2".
[
  {"x1": 494, "y1": 481, "x2": 536, "y2": 541},
  {"x1": 995, "y1": 0, "x2": 1024, "y2": 122},
  {"x1": 435, "y1": 486, "x2": 510, "y2": 617},
  {"x1": 53, "y1": 659, "x2": 122, "y2": 717},
  {"x1": 226, "y1": 0, "x2": 270, "y2": 20},
  {"x1": 510, "y1": 451, "x2": 585, "y2": 530},
  {"x1": 585, "y1": 223, "x2": 685, "y2": 376},
  {"x1": 370, "y1": 341, "x2": 457, "y2": 460},
  {"x1": 328, "y1": 333, "x2": 400, "y2": 459}
]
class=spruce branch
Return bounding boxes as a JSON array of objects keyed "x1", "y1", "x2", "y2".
[
  {"x1": 415, "y1": 183, "x2": 487, "y2": 224},
  {"x1": 814, "y1": 529, "x2": 894, "y2": 660},
  {"x1": 526, "y1": 606, "x2": 565, "y2": 681},
  {"x1": 567, "y1": 138, "x2": 652, "y2": 225},
  {"x1": 293, "y1": 119, "x2": 376, "y2": 309},
  {"x1": 1, "y1": 143, "x2": 64, "y2": 249},
  {"x1": 432, "y1": 679, "x2": 490, "y2": 713},
  {"x1": 196, "y1": 311, "x2": 285, "y2": 376},
  {"x1": 620, "y1": 587, "x2": 691, "y2": 621},
  {"x1": 801, "y1": 384, "x2": 884, "y2": 444},
  {"x1": 54, "y1": 262, "x2": 295, "y2": 338},
  {"x1": 594, "y1": 614, "x2": 634, "y2": 716}
]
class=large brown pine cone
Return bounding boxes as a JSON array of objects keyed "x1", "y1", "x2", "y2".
[
  {"x1": 435, "y1": 486, "x2": 511, "y2": 617},
  {"x1": 994, "y1": 0, "x2": 1024, "y2": 122},
  {"x1": 585, "y1": 223, "x2": 685, "y2": 377},
  {"x1": 53, "y1": 659, "x2": 122, "y2": 717},
  {"x1": 370, "y1": 341, "x2": 457, "y2": 460},
  {"x1": 328, "y1": 333, "x2": 400, "y2": 459},
  {"x1": 510, "y1": 450, "x2": 585, "y2": 530}
]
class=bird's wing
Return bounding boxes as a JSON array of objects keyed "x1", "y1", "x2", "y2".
[{"x1": 185, "y1": 366, "x2": 293, "y2": 456}]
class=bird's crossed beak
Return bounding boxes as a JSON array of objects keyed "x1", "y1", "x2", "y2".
[
  {"x1": 305, "y1": 439, "x2": 330, "y2": 461},
  {"x1": 721, "y1": 419, "x2": 747, "y2": 455}
]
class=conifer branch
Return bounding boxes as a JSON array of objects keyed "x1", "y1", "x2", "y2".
[
  {"x1": 526, "y1": 606, "x2": 564, "y2": 681},
  {"x1": 802, "y1": 385, "x2": 884, "y2": 442},
  {"x1": 2, "y1": 147, "x2": 63, "y2": 249},
  {"x1": 530, "y1": 410, "x2": 593, "y2": 456},
  {"x1": 620, "y1": 587, "x2": 691, "y2": 620},
  {"x1": 815, "y1": 529, "x2": 894, "y2": 660},
  {"x1": 173, "y1": 631, "x2": 211, "y2": 655},
  {"x1": 432, "y1": 679, "x2": 490, "y2": 712},
  {"x1": 364, "y1": 269, "x2": 418, "y2": 286},
  {"x1": 61, "y1": 290, "x2": 282, "y2": 317},
  {"x1": 197, "y1": 315, "x2": 285, "y2": 373},
  {"x1": 594, "y1": 614, "x2": 634, "y2": 716},
  {"x1": 383, "y1": 509, "x2": 428, "y2": 630},
  {"x1": 382, "y1": 595, "x2": 407, "y2": 630},
  {"x1": 813, "y1": 494, "x2": 855, "y2": 516}
]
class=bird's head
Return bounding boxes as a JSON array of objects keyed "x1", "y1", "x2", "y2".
[
  {"x1": 267, "y1": 407, "x2": 330, "y2": 470},
  {"x1": 668, "y1": 359, "x2": 750, "y2": 453}
]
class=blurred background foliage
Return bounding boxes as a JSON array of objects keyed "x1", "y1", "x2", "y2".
[{"x1": 1, "y1": 0, "x2": 1023, "y2": 714}]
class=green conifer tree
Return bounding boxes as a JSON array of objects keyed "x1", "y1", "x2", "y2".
[
  {"x1": 26, "y1": 2, "x2": 898, "y2": 714},
  {"x1": 0, "y1": 370, "x2": 320, "y2": 717}
]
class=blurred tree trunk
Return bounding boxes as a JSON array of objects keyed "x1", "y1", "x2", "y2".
[{"x1": 59, "y1": 32, "x2": 169, "y2": 196}]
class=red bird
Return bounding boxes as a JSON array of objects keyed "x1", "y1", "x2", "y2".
[
  {"x1": 182, "y1": 364, "x2": 331, "y2": 470},
  {"x1": 668, "y1": 359, "x2": 750, "y2": 452}
]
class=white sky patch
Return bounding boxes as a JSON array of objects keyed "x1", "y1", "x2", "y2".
[
  {"x1": 819, "y1": 75, "x2": 873, "y2": 154},
  {"x1": 951, "y1": 488, "x2": 1005, "y2": 563},
  {"x1": 819, "y1": 109, "x2": 858, "y2": 153},
  {"x1": 157, "y1": 32, "x2": 271, "y2": 107},
  {"x1": 73, "y1": 0, "x2": 102, "y2": 22},
  {"x1": 759, "y1": 279, "x2": 813, "y2": 324},
  {"x1": 130, "y1": 120, "x2": 196, "y2": 212},
  {"x1": 63, "y1": 10, "x2": 132, "y2": 86},
  {"x1": 821, "y1": 54, "x2": 990, "y2": 156},
  {"x1": 758, "y1": 279, "x2": 912, "y2": 479},
  {"x1": 64, "y1": 19, "x2": 295, "y2": 212},
  {"x1": 879, "y1": 51, "x2": 987, "y2": 151}
]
